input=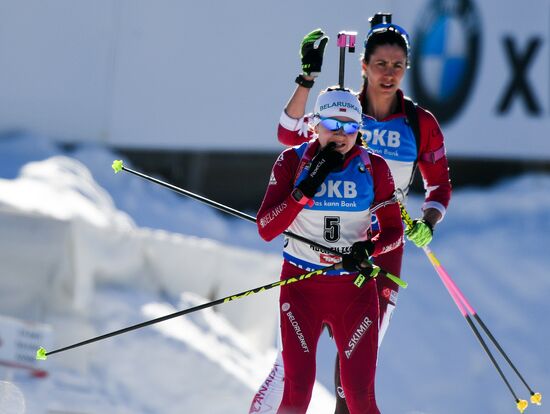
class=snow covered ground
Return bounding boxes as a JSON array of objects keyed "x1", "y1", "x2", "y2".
[{"x1": 0, "y1": 131, "x2": 549, "y2": 414}]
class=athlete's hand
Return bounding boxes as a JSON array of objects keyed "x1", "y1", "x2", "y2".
[
  {"x1": 405, "y1": 219, "x2": 433, "y2": 247},
  {"x1": 297, "y1": 143, "x2": 344, "y2": 198},
  {"x1": 342, "y1": 240, "x2": 375, "y2": 272},
  {"x1": 300, "y1": 29, "x2": 329, "y2": 77}
]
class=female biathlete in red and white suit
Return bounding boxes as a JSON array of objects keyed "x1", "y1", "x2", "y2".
[{"x1": 252, "y1": 88, "x2": 403, "y2": 414}]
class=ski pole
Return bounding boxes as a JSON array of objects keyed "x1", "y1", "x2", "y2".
[
  {"x1": 399, "y1": 203, "x2": 542, "y2": 412},
  {"x1": 36, "y1": 266, "x2": 333, "y2": 360},
  {"x1": 110, "y1": 161, "x2": 337, "y2": 258},
  {"x1": 423, "y1": 245, "x2": 538, "y2": 413},
  {"x1": 336, "y1": 31, "x2": 356, "y2": 88},
  {"x1": 110, "y1": 159, "x2": 406, "y2": 290},
  {"x1": 36, "y1": 258, "x2": 391, "y2": 360}
]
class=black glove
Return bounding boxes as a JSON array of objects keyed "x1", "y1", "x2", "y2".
[
  {"x1": 300, "y1": 29, "x2": 329, "y2": 77},
  {"x1": 342, "y1": 240, "x2": 375, "y2": 272},
  {"x1": 297, "y1": 143, "x2": 344, "y2": 198}
]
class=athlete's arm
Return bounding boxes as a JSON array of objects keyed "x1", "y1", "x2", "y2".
[
  {"x1": 416, "y1": 107, "x2": 452, "y2": 225},
  {"x1": 278, "y1": 112, "x2": 314, "y2": 146},
  {"x1": 369, "y1": 154, "x2": 404, "y2": 256},
  {"x1": 277, "y1": 81, "x2": 315, "y2": 146},
  {"x1": 257, "y1": 149, "x2": 306, "y2": 241}
]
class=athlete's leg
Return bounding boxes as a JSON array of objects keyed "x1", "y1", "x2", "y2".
[
  {"x1": 333, "y1": 354, "x2": 347, "y2": 414},
  {"x1": 333, "y1": 245, "x2": 403, "y2": 413},
  {"x1": 249, "y1": 349, "x2": 285, "y2": 413},
  {"x1": 332, "y1": 280, "x2": 380, "y2": 414},
  {"x1": 277, "y1": 282, "x2": 323, "y2": 414},
  {"x1": 374, "y1": 245, "x2": 403, "y2": 345}
]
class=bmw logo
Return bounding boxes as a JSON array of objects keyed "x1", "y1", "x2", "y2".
[{"x1": 410, "y1": 0, "x2": 482, "y2": 124}]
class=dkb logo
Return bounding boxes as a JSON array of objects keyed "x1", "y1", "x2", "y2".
[{"x1": 315, "y1": 180, "x2": 357, "y2": 198}]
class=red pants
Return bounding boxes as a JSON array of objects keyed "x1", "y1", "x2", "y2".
[
  {"x1": 374, "y1": 244, "x2": 403, "y2": 329},
  {"x1": 333, "y1": 244, "x2": 404, "y2": 413},
  {"x1": 276, "y1": 269, "x2": 380, "y2": 414}
]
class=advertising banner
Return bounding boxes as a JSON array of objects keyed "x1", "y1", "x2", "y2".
[
  {"x1": 397, "y1": 0, "x2": 550, "y2": 160},
  {"x1": 0, "y1": 314, "x2": 52, "y2": 377},
  {"x1": 0, "y1": 0, "x2": 548, "y2": 159}
]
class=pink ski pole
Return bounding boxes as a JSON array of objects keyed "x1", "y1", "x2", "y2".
[{"x1": 399, "y1": 203, "x2": 541, "y2": 413}]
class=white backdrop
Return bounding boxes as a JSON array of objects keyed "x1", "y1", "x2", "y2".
[{"x1": 0, "y1": 0, "x2": 549, "y2": 159}]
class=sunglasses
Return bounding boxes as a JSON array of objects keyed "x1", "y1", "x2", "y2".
[
  {"x1": 318, "y1": 117, "x2": 361, "y2": 134},
  {"x1": 365, "y1": 23, "x2": 411, "y2": 54}
]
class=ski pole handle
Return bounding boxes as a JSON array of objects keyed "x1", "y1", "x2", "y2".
[
  {"x1": 398, "y1": 201, "x2": 415, "y2": 231},
  {"x1": 337, "y1": 31, "x2": 357, "y2": 88}
]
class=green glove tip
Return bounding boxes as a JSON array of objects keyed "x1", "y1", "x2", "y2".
[
  {"x1": 112, "y1": 160, "x2": 124, "y2": 174},
  {"x1": 36, "y1": 347, "x2": 47, "y2": 361}
]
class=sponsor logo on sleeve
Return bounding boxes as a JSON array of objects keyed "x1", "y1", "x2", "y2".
[
  {"x1": 379, "y1": 238, "x2": 403, "y2": 255},
  {"x1": 259, "y1": 202, "x2": 288, "y2": 228},
  {"x1": 276, "y1": 153, "x2": 285, "y2": 166}
]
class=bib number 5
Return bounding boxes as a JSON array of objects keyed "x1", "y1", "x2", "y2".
[{"x1": 324, "y1": 216, "x2": 341, "y2": 243}]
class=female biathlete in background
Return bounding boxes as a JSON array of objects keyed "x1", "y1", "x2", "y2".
[
  {"x1": 253, "y1": 87, "x2": 403, "y2": 414},
  {"x1": 250, "y1": 13, "x2": 452, "y2": 414}
]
